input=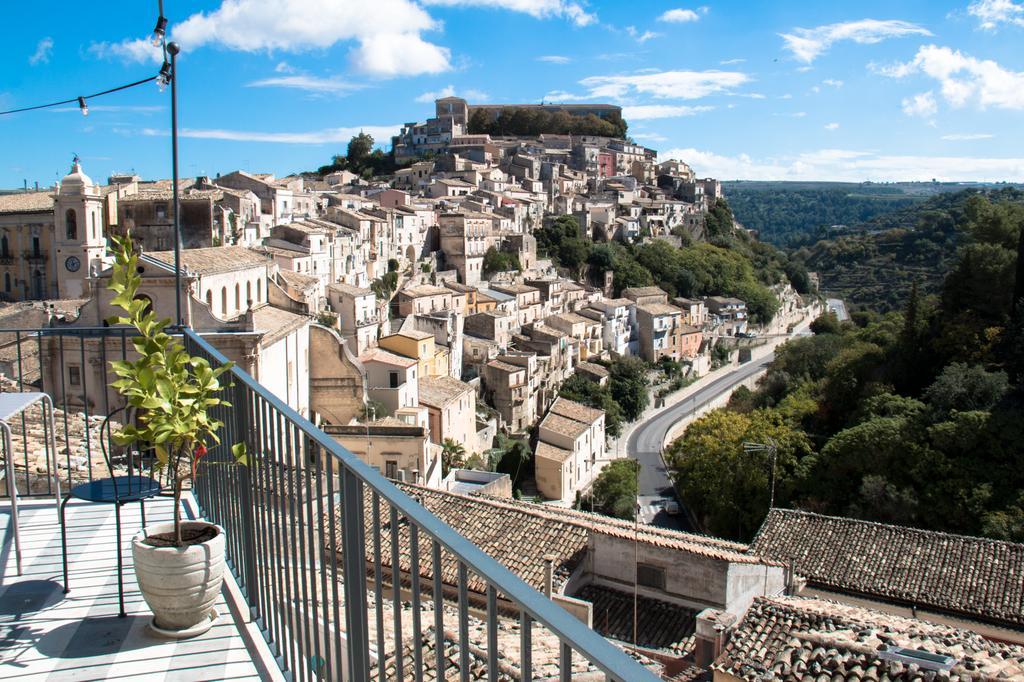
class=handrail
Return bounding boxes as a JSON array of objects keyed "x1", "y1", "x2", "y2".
[{"x1": 183, "y1": 328, "x2": 655, "y2": 681}]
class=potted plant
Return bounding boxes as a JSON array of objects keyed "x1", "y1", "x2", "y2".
[{"x1": 106, "y1": 232, "x2": 248, "y2": 637}]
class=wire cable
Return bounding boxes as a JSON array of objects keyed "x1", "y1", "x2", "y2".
[{"x1": 0, "y1": 75, "x2": 159, "y2": 116}]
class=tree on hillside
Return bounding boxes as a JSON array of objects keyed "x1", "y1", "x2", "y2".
[
  {"x1": 809, "y1": 311, "x2": 842, "y2": 335},
  {"x1": 666, "y1": 408, "x2": 812, "y2": 541},
  {"x1": 347, "y1": 132, "x2": 374, "y2": 165},
  {"x1": 482, "y1": 247, "x2": 521, "y2": 276},
  {"x1": 608, "y1": 357, "x2": 649, "y2": 421},
  {"x1": 584, "y1": 459, "x2": 640, "y2": 520},
  {"x1": 441, "y1": 438, "x2": 467, "y2": 477}
]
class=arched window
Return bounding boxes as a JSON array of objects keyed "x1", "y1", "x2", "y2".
[
  {"x1": 246, "y1": 281, "x2": 252, "y2": 305},
  {"x1": 3, "y1": 273, "x2": 10, "y2": 292},
  {"x1": 90, "y1": 212, "x2": 96, "y2": 240},
  {"x1": 65, "y1": 209, "x2": 77, "y2": 240},
  {"x1": 235, "y1": 283, "x2": 240, "y2": 310},
  {"x1": 206, "y1": 290, "x2": 213, "y2": 309},
  {"x1": 256, "y1": 279, "x2": 262, "y2": 302},
  {"x1": 221, "y1": 287, "x2": 227, "y2": 315}
]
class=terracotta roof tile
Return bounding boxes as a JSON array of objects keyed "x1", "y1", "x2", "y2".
[{"x1": 750, "y1": 509, "x2": 1024, "y2": 628}]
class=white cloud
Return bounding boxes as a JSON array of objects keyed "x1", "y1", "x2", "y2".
[
  {"x1": 941, "y1": 132, "x2": 994, "y2": 140},
  {"x1": 626, "y1": 26, "x2": 661, "y2": 43},
  {"x1": 274, "y1": 61, "x2": 295, "y2": 73},
  {"x1": 538, "y1": 55, "x2": 571, "y2": 64},
  {"x1": 773, "y1": 111, "x2": 807, "y2": 117},
  {"x1": 578, "y1": 69, "x2": 749, "y2": 100},
  {"x1": 421, "y1": 0, "x2": 597, "y2": 26},
  {"x1": 968, "y1": 0, "x2": 1024, "y2": 29},
  {"x1": 657, "y1": 146, "x2": 1024, "y2": 181},
  {"x1": 824, "y1": 122, "x2": 840, "y2": 130},
  {"x1": 720, "y1": 58, "x2": 745, "y2": 65},
  {"x1": 88, "y1": 38, "x2": 163, "y2": 65},
  {"x1": 246, "y1": 75, "x2": 364, "y2": 94},
  {"x1": 350, "y1": 33, "x2": 452, "y2": 77},
  {"x1": 415, "y1": 85, "x2": 488, "y2": 102},
  {"x1": 622, "y1": 104, "x2": 713, "y2": 119},
  {"x1": 140, "y1": 124, "x2": 402, "y2": 145},
  {"x1": 780, "y1": 19, "x2": 931, "y2": 63},
  {"x1": 659, "y1": 8, "x2": 700, "y2": 23},
  {"x1": 902, "y1": 91, "x2": 938, "y2": 117},
  {"x1": 881, "y1": 45, "x2": 1024, "y2": 110},
  {"x1": 822, "y1": 78, "x2": 844, "y2": 87},
  {"x1": 29, "y1": 37, "x2": 53, "y2": 65},
  {"x1": 778, "y1": 93, "x2": 793, "y2": 99}
]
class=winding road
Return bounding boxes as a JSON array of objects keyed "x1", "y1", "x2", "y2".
[{"x1": 627, "y1": 352, "x2": 777, "y2": 529}]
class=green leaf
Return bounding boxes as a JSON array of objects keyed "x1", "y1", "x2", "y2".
[{"x1": 231, "y1": 442, "x2": 249, "y2": 466}]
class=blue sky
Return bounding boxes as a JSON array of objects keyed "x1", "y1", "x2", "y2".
[{"x1": 2, "y1": 0, "x2": 1023, "y2": 186}]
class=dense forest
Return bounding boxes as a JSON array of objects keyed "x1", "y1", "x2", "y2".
[
  {"x1": 797, "y1": 188, "x2": 1024, "y2": 312},
  {"x1": 667, "y1": 193, "x2": 1024, "y2": 543},
  {"x1": 726, "y1": 186, "x2": 920, "y2": 246},
  {"x1": 534, "y1": 199, "x2": 810, "y2": 324},
  {"x1": 467, "y1": 107, "x2": 628, "y2": 139}
]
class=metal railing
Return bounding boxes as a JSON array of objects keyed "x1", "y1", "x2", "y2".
[
  {"x1": 0, "y1": 325, "x2": 655, "y2": 679},
  {"x1": 182, "y1": 328, "x2": 655, "y2": 681}
]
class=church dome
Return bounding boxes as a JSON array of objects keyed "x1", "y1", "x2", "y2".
[{"x1": 60, "y1": 160, "x2": 94, "y2": 195}]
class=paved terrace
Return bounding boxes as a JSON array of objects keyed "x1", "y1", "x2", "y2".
[{"x1": 0, "y1": 496, "x2": 279, "y2": 681}]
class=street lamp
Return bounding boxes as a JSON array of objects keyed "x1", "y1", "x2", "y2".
[
  {"x1": 166, "y1": 41, "x2": 182, "y2": 327},
  {"x1": 743, "y1": 438, "x2": 777, "y2": 510}
]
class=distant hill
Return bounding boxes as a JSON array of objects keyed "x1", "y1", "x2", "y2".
[
  {"x1": 724, "y1": 181, "x2": 1021, "y2": 247},
  {"x1": 794, "y1": 187, "x2": 1024, "y2": 312}
]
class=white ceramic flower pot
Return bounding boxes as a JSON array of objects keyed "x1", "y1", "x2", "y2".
[{"x1": 131, "y1": 520, "x2": 225, "y2": 637}]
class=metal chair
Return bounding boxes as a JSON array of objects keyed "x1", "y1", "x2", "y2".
[{"x1": 59, "y1": 406, "x2": 163, "y2": 618}]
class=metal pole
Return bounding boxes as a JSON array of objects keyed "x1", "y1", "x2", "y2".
[{"x1": 168, "y1": 41, "x2": 183, "y2": 327}]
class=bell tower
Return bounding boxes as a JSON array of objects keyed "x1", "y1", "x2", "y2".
[{"x1": 54, "y1": 157, "x2": 107, "y2": 299}]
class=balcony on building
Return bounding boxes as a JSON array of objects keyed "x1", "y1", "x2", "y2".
[{"x1": 0, "y1": 326, "x2": 654, "y2": 681}]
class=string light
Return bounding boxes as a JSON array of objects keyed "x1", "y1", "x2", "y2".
[
  {"x1": 157, "y1": 61, "x2": 172, "y2": 92},
  {"x1": 77, "y1": 97, "x2": 88, "y2": 117},
  {"x1": 151, "y1": 15, "x2": 168, "y2": 47}
]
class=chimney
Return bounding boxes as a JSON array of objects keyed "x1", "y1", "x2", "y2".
[
  {"x1": 542, "y1": 554, "x2": 555, "y2": 597},
  {"x1": 694, "y1": 609, "x2": 735, "y2": 668}
]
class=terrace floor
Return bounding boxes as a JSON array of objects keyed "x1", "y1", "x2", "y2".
[{"x1": 0, "y1": 495, "x2": 279, "y2": 681}]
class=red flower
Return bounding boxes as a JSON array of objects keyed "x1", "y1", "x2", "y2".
[{"x1": 194, "y1": 443, "x2": 208, "y2": 459}]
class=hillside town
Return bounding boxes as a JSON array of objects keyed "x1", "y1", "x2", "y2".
[{"x1": 2, "y1": 96, "x2": 1022, "y2": 681}]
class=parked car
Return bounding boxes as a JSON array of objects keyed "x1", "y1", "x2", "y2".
[{"x1": 664, "y1": 500, "x2": 681, "y2": 515}]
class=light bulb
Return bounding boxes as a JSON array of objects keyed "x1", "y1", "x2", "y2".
[
  {"x1": 156, "y1": 75, "x2": 167, "y2": 93},
  {"x1": 77, "y1": 96, "x2": 88, "y2": 117},
  {"x1": 151, "y1": 16, "x2": 168, "y2": 47}
]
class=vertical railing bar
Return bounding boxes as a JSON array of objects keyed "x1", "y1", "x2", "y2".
[
  {"x1": 389, "y1": 506, "x2": 404, "y2": 682},
  {"x1": 409, "y1": 524, "x2": 424, "y2": 682},
  {"x1": 284, "y1": 418, "x2": 306, "y2": 682},
  {"x1": 58, "y1": 333, "x2": 71, "y2": 487},
  {"x1": 35, "y1": 331, "x2": 51, "y2": 496},
  {"x1": 78, "y1": 334, "x2": 91, "y2": 481},
  {"x1": 520, "y1": 610, "x2": 532, "y2": 682},
  {"x1": 290, "y1": 424, "x2": 311, "y2": 682},
  {"x1": 304, "y1": 436, "x2": 322, "y2": 682},
  {"x1": 560, "y1": 641, "x2": 572, "y2": 682},
  {"x1": 432, "y1": 539, "x2": 446, "y2": 681},
  {"x1": 372, "y1": 493, "x2": 386, "y2": 682},
  {"x1": 313, "y1": 442, "x2": 330, "y2": 681},
  {"x1": 340, "y1": 465, "x2": 370, "y2": 682},
  {"x1": 486, "y1": 584, "x2": 498, "y2": 682},
  {"x1": 16, "y1": 331, "x2": 29, "y2": 491},
  {"x1": 99, "y1": 334, "x2": 110, "y2": 425},
  {"x1": 326, "y1": 455, "x2": 344, "y2": 681},
  {"x1": 252, "y1": 395, "x2": 274, "y2": 640},
  {"x1": 272, "y1": 410, "x2": 293, "y2": 673},
  {"x1": 458, "y1": 562, "x2": 469, "y2": 682}
]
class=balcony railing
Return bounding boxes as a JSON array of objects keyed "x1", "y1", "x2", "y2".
[{"x1": 2, "y1": 326, "x2": 655, "y2": 681}]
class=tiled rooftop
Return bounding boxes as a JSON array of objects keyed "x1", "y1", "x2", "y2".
[
  {"x1": 0, "y1": 498, "x2": 275, "y2": 681},
  {"x1": 535, "y1": 440, "x2": 574, "y2": 464},
  {"x1": 714, "y1": 596, "x2": 1024, "y2": 681},
  {"x1": 399, "y1": 285, "x2": 452, "y2": 298},
  {"x1": 549, "y1": 396, "x2": 604, "y2": 425},
  {"x1": 539, "y1": 411, "x2": 590, "y2": 439},
  {"x1": 417, "y1": 375, "x2": 473, "y2": 408},
  {"x1": 637, "y1": 302, "x2": 683, "y2": 316},
  {"x1": 576, "y1": 361, "x2": 610, "y2": 378},
  {"x1": 326, "y1": 281, "x2": 373, "y2": 297},
  {"x1": 575, "y1": 584, "x2": 697, "y2": 655},
  {"x1": 359, "y1": 347, "x2": 418, "y2": 368},
  {"x1": 0, "y1": 191, "x2": 54, "y2": 214},
  {"x1": 750, "y1": 509, "x2": 1024, "y2": 628},
  {"x1": 147, "y1": 246, "x2": 271, "y2": 275}
]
